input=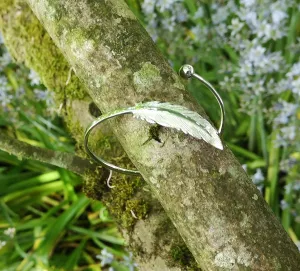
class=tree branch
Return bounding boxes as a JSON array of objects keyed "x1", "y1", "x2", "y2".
[
  {"x1": 24, "y1": 0, "x2": 300, "y2": 269},
  {"x1": 0, "y1": 2, "x2": 194, "y2": 270},
  {"x1": 0, "y1": 133, "x2": 97, "y2": 176}
]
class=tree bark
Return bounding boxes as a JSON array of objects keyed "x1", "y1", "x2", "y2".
[
  {"x1": 2, "y1": 0, "x2": 300, "y2": 269},
  {"x1": 24, "y1": 0, "x2": 300, "y2": 270},
  {"x1": 0, "y1": 133, "x2": 98, "y2": 176},
  {"x1": 0, "y1": 1, "x2": 198, "y2": 270}
]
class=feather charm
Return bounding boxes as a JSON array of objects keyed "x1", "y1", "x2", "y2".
[{"x1": 128, "y1": 102, "x2": 223, "y2": 150}]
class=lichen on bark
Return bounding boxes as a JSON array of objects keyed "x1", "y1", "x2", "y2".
[
  {"x1": 23, "y1": 0, "x2": 300, "y2": 270},
  {"x1": 0, "y1": 1, "x2": 198, "y2": 270},
  {"x1": 133, "y1": 62, "x2": 162, "y2": 93},
  {"x1": 0, "y1": 1, "x2": 85, "y2": 103}
]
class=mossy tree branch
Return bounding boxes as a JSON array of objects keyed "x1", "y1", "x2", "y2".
[
  {"x1": 0, "y1": 133, "x2": 98, "y2": 176},
  {"x1": 0, "y1": 1, "x2": 198, "y2": 270},
  {"x1": 23, "y1": 0, "x2": 300, "y2": 270}
]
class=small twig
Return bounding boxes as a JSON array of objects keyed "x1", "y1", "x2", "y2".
[
  {"x1": 0, "y1": 133, "x2": 97, "y2": 176},
  {"x1": 65, "y1": 67, "x2": 74, "y2": 85},
  {"x1": 142, "y1": 187, "x2": 151, "y2": 192},
  {"x1": 57, "y1": 103, "x2": 64, "y2": 115},
  {"x1": 106, "y1": 170, "x2": 115, "y2": 188},
  {"x1": 130, "y1": 210, "x2": 138, "y2": 219}
]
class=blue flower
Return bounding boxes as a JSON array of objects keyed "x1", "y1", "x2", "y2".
[{"x1": 96, "y1": 248, "x2": 114, "y2": 267}]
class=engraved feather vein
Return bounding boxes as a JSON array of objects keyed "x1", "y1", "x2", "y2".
[{"x1": 130, "y1": 102, "x2": 223, "y2": 150}]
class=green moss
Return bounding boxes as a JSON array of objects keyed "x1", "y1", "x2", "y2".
[
  {"x1": 172, "y1": 74, "x2": 186, "y2": 91},
  {"x1": 153, "y1": 218, "x2": 201, "y2": 270},
  {"x1": 210, "y1": 170, "x2": 220, "y2": 179},
  {"x1": 0, "y1": 1, "x2": 87, "y2": 103},
  {"x1": 68, "y1": 121, "x2": 88, "y2": 157},
  {"x1": 2, "y1": 0, "x2": 151, "y2": 237},
  {"x1": 126, "y1": 198, "x2": 148, "y2": 218},
  {"x1": 1, "y1": 0, "x2": 151, "y2": 231},
  {"x1": 80, "y1": 126, "x2": 149, "y2": 229},
  {"x1": 149, "y1": 125, "x2": 162, "y2": 142},
  {"x1": 170, "y1": 243, "x2": 201, "y2": 271},
  {"x1": 74, "y1": 113, "x2": 149, "y2": 225},
  {"x1": 153, "y1": 216, "x2": 174, "y2": 246},
  {"x1": 83, "y1": 170, "x2": 149, "y2": 229},
  {"x1": 104, "y1": 175, "x2": 149, "y2": 229},
  {"x1": 0, "y1": 0, "x2": 14, "y2": 12},
  {"x1": 142, "y1": 125, "x2": 162, "y2": 145},
  {"x1": 82, "y1": 167, "x2": 107, "y2": 201},
  {"x1": 133, "y1": 62, "x2": 162, "y2": 93}
]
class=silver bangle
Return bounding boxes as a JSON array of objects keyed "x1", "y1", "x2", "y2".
[
  {"x1": 84, "y1": 110, "x2": 140, "y2": 175},
  {"x1": 179, "y1": 64, "x2": 225, "y2": 135},
  {"x1": 84, "y1": 65, "x2": 225, "y2": 175}
]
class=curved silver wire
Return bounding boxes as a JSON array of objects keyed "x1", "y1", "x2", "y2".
[
  {"x1": 84, "y1": 110, "x2": 140, "y2": 175},
  {"x1": 106, "y1": 170, "x2": 114, "y2": 188},
  {"x1": 85, "y1": 64, "x2": 225, "y2": 176},
  {"x1": 179, "y1": 64, "x2": 225, "y2": 135}
]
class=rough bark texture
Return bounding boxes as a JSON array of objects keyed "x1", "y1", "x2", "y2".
[
  {"x1": 0, "y1": 1, "x2": 199, "y2": 270},
  {"x1": 0, "y1": 133, "x2": 98, "y2": 176},
  {"x1": 19, "y1": 0, "x2": 300, "y2": 270}
]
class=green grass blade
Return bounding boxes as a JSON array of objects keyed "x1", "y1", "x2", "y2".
[
  {"x1": 265, "y1": 132, "x2": 280, "y2": 214},
  {"x1": 36, "y1": 195, "x2": 90, "y2": 260},
  {"x1": 69, "y1": 225, "x2": 125, "y2": 246},
  {"x1": 63, "y1": 240, "x2": 87, "y2": 270},
  {"x1": 227, "y1": 143, "x2": 262, "y2": 161},
  {"x1": 5, "y1": 171, "x2": 60, "y2": 194}
]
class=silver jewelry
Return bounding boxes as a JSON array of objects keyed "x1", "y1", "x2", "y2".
[
  {"x1": 179, "y1": 64, "x2": 225, "y2": 135},
  {"x1": 84, "y1": 65, "x2": 225, "y2": 175},
  {"x1": 84, "y1": 110, "x2": 141, "y2": 175}
]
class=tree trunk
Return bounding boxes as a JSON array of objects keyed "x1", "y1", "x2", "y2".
[
  {"x1": 0, "y1": 1, "x2": 198, "y2": 270},
  {"x1": 3, "y1": 0, "x2": 300, "y2": 269}
]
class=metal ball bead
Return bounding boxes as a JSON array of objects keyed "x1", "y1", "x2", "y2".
[{"x1": 179, "y1": 64, "x2": 194, "y2": 79}]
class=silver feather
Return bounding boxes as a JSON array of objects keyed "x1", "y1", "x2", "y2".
[{"x1": 129, "y1": 102, "x2": 223, "y2": 150}]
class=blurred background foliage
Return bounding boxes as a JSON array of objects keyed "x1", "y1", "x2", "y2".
[{"x1": 0, "y1": 0, "x2": 300, "y2": 270}]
